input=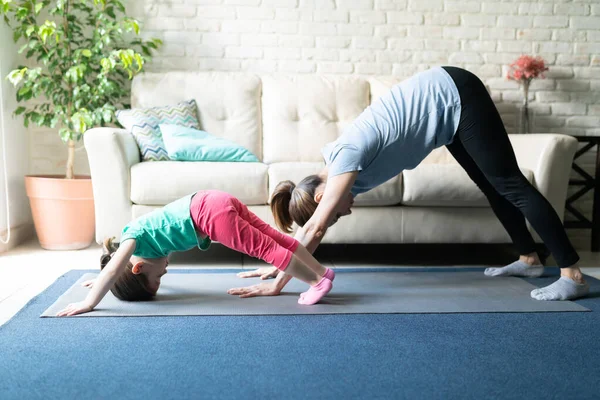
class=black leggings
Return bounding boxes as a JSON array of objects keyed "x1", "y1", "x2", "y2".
[{"x1": 442, "y1": 66, "x2": 579, "y2": 268}]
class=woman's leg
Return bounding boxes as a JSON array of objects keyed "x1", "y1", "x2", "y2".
[
  {"x1": 446, "y1": 139, "x2": 544, "y2": 278},
  {"x1": 443, "y1": 66, "x2": 588, "y2": 300}
]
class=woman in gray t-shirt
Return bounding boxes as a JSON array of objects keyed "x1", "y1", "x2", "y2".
[{"x1": 229, "y1": 66, "x2": 588, "y2": 303}]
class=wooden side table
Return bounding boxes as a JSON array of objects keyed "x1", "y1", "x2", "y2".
[{"x1": 563, "y1": 136, "x2": 600, "y2": 252}]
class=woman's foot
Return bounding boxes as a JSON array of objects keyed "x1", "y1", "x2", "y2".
[
  {"x1": 531, "y1": 266, "x2": 588, "y2": 301},
  {"x1": 485, "y1": 253, "x2": 544, "y2": 278},
  {"x1": 531, "y1": 277, "x2": 589, "y2": 300},
  {"x1": 485, "y1": 260, "x2": 544, "y2": 278}
]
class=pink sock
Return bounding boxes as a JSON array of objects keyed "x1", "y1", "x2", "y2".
[
  {"x1": 323, "y1": 267, "x2": 335, "y2": 281},
  {"x1": 298, "y1": 277, "x2": 333, "y2": 305},
  {"x1": 300, "y1": 268, "x2": 335, "y2": 301}
]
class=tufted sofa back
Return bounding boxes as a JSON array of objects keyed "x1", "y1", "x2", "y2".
[{"x1": 261, "y1": 75, "x2": 370, "y2": 163}]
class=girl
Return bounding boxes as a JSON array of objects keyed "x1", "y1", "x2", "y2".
[
  {"x1": 56, "y1": 190, "x2": 335, "y2": 316},
  {"x1": 230, "y1": 66, "x2": 589, "y2": 302}
]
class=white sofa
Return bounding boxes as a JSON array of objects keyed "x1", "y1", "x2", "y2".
[{"x1": 84, "y1": 72, "x2": 578, "y2": 245}]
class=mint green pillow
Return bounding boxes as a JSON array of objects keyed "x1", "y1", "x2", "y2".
[{"x1": 159, "y1": 124, "x2": 259, "y2": 162}]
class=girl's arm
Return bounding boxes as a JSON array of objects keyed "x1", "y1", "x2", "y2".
[{"x1": 56, "y1": 239, "x2": 136, "y2": 317}]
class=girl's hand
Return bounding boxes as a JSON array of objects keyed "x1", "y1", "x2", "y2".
[
  {"x1": 227, "y1": 282, "x2": 281, "y2": 298},
  {"x1": 81, "y1": 279, "x2": 96, "y2": 288},
  {"x1": 56, "y1": 302, "x2": 94, "y2": 317},
  {"x1": 236, "y1": 267, "x2": 279, "y2": 280}
]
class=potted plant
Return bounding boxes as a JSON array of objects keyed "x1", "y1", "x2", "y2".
[{"x1": 0, "y1": 0, "x2": 161, "y2": 250}]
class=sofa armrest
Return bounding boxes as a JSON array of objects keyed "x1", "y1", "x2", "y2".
[
  {"x1": 84, "y1": 128, "x2": 140, "y2": 243},
  {"x1": 509, "y1": 133, "x2": 578, "y2": 221}
]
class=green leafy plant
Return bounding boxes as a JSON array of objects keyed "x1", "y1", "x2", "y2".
[{"x1": 1, "y1": 0, "x2": 161, "y2": 178}]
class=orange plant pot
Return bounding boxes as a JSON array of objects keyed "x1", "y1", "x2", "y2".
[{"x1": 24, "y1": 175, "x2": 95, "y2": 250}]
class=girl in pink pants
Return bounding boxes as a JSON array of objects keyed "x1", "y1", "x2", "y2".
[{"x1": 56, "y1": 190, "x2": 334, "y2": 317}]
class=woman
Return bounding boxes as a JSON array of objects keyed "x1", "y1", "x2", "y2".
[{"x1": 228, "y1": 66, "x2": 588, "y2": 302}]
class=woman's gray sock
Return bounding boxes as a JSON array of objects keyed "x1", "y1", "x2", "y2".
[
  {"x1": 484, "y1": 260, "x2": 544, "y2": 278},
  {"x1": 531, "y1": 277, "x2": 590, "y2": 301}
]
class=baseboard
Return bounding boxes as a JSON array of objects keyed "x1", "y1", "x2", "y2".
[{"x1": 0, "y1": 223, "x2": 35, "y2": 254}]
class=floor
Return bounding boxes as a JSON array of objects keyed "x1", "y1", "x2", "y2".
[{"x1": 1, "y1": 238, "x2": 600, "y2": 327}]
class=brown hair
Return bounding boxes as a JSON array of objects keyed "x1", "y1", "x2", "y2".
[
  {"x1": 270, "y1": 175, "x2": 324, "y2": 233},
  {"x1": 100, "y1": 237, "x2": 154, "y2": 301}
]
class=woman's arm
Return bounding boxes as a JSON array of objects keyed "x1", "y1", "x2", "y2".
[
  {"x1": 229, "y1": 171, "x2": 358, "y2": 296},
  {"x1": 56, "y1": 239, "x2": 136, "y2": 316},
  {"x1": 294, "y1": 171, "x2": 358, "y2": 252}
]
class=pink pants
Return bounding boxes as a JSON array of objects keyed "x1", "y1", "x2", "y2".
[{"x1": 190, "y1": 190, "x2": 299, "y2": 270}]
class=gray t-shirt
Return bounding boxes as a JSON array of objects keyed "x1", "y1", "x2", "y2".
[{"x1": 321, "y1": 67, "x2": 461, "y2": 196}]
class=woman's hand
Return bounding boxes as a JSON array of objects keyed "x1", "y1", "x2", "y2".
[
  {"x1": 227, "y1": 282, "x2": 281, "y2": 298},
  {"x1": 81, "y1": 279, "x2": 96, "y2": 288},
  {"x1": 236, "y1": 267, "x2": 279, "y2": 280},
  {"x1": 56, "y1": 301, "x2": 94, "y2": 317}
]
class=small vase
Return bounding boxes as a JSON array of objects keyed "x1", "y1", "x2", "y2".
[
  {"x1": 518, "y1": 102, "x2": 530, "y2": 134},
  {"x1": 518, "y1": 80, "x2": 531, "y2": 134}
]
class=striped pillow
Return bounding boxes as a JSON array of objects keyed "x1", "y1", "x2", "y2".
[{"x1": 116, "y1": 100, "x2": 200, "y2": 161}]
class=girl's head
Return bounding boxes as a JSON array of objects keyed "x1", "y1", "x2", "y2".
[
  {"x1": 101, "y1": 238, "x2": 169, "y2": 301},
  {"x1": 270, "y1": 173, "x2": 354, "y2": 233}
]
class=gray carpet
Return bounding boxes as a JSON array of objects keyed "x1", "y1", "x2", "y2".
[{"x1": 41, "y1": 271, "x2": 589, "y2": 317}]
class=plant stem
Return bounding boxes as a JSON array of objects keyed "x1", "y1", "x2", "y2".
[
  {"x1": 26, "y1": 0, "x2": 50, "y2": 56},
  {"x1": 66, "y1": 140, "x2": 75, "y2": 179},
  {"x1": 64, "y1": 0, "x2": 74, "y2": 179}
]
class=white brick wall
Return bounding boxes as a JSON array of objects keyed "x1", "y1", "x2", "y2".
[{"x1": 30, "y1": 0, "x2": 600, "y2": 249}]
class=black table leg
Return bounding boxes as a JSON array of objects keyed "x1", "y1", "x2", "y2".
[
  {"x1": 564, "y1": 136, "x2": 600, "y2": 252},
  {"x1": 593, "y1": 142, "x2": 600, "y2": 252}
]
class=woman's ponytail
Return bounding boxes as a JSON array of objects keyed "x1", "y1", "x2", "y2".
[
  {"x1": 270, "y1": 174, "x2": 325, "y2": 233},
  {"x1": 270, "y1": 180, "x2": 296, "y2": 233}
]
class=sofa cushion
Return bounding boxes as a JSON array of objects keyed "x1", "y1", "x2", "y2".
[
  {"x1": 159, "y1": 125, "x2": 259, "y2": 162},
  {"x1": 131, "y1": 72, "x2": 262, "y2": 160},
  {"x1": 116, "y1": 100, "x2": 200, "y2": 161},
  {"x1": 267, "y1": 162, "x2": 402, "y2": 206},
  {"x1": 130, "y1": 161, "x2": 268, "y2": 206},
  {"x1": 261, "y1": 76, "x2": 370, "y2": 163},
  {"x1": 402, "y1": 164, "x2": 534, "y2": 207}
]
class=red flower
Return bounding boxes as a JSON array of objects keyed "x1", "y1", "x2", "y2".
[{"x1": 506, "y1": 55, "x2": 548, "y2": 82}]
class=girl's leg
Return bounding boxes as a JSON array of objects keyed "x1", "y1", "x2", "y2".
[
  {"x1": 443, "y1": 66, "x2": 587, "y2": 300},
  {"x1": 234, "y1": 200, "x2": 334, "y2": 280},
  {"x1": 234, "y1": 200, "x2": 298, "y2": 250},
  {"x1": 206, "y1": 203, "x2": 333, "y2": 304}
]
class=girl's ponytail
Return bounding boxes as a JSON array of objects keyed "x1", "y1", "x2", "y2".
[
  {"x1": 100, "y1": 237, "x2": 153, "y2": 302},
  {"x1": 100, "y1": 237, "x2": 119, "y2": 269}
]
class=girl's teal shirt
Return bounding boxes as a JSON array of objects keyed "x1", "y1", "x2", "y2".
[{"x1": 120, "y1": 193, "x2": 211, "y2": 258}]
